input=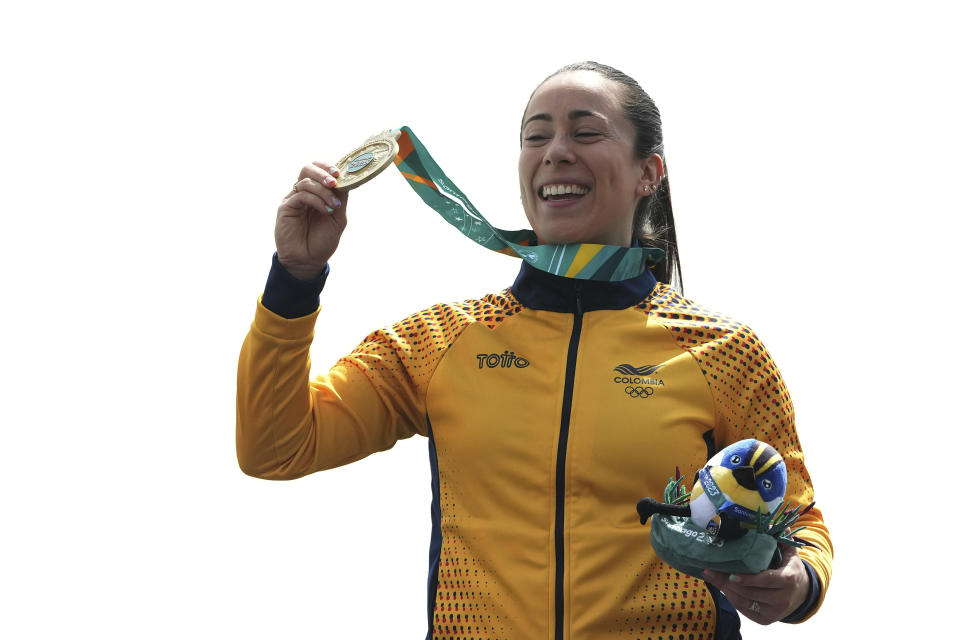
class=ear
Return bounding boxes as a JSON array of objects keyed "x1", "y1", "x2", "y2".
[{"x1": 635, "y1": 153, "x2": 665, "y2": 197}]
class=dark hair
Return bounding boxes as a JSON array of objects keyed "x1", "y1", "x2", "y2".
[{"x1": 531, "y1": 62, "x2": 684, "y2": 292}]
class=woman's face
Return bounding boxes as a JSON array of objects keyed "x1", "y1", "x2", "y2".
[{"x1": 519, "y1": 71, "x2": 659, "y2": 247}]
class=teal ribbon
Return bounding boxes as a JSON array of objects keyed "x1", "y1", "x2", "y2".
[{"x1": 393, "y1": 126, "x2": 664, "y2": 282}]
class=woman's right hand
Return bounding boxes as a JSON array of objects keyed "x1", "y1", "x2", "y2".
[{"x1": 275, "y1": 161, "x2": 349, "y2": 280}]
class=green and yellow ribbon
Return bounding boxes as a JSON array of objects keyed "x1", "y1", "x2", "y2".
[{"x1": 393, "y1": 126, "x2": 664, "y2": 282}]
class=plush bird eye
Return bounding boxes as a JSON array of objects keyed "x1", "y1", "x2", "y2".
[
  {"x1": 762, "y1": 479, "x2": 772, "y2": 490},
  {"x1": 730, "y1": 455, "x2": 742, "y2": 465}
]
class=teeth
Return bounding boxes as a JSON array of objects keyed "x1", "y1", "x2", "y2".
[{"x1": 540, "y1": 183, "x2": 589, "y2": 198}]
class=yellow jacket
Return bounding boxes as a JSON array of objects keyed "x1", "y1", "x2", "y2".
[{"x1": 237, "y1": 260, "x2": 832, "y2": 639}]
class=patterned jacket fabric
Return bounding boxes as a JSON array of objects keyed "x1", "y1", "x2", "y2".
[{"x1": 237, "y1": 260, "x2": 832, "y2": 640}]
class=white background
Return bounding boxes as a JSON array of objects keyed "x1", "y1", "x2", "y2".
[{"x1": 2, "y1": 1, "x2": 957, "y2": 637}]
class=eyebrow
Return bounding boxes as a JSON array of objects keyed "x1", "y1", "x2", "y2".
[{"x1": 522, "y1": 109, "x2": 604, "y2": 129}]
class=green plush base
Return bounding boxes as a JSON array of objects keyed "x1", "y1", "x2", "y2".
[{"x1": 649, "y1": 515, "x2": 779, "y2": 578}]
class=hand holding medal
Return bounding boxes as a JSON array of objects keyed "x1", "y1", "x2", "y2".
[{"x1": 275, "y1": 131, "x2": 400, "y2": 280}]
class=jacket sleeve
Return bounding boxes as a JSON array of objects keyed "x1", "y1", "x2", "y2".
[
  {"x1": 236, "y1": 298, "x2": 433, "y2": 480},
  {"x1": 713, "y1": 324, "x2": 834, "y2": 622}
]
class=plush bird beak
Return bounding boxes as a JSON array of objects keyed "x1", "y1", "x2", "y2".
[{"x1": 731, "y1": 466, "x2": 757, "y2": 490}]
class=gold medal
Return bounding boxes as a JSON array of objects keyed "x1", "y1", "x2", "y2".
[{"x1": 332, "y1": 129, "x2": 401, "y2": 190}]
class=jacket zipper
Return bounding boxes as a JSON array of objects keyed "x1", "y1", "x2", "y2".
[{"x1": 554, "y1": 283, "x2": 583, "y2": 640}]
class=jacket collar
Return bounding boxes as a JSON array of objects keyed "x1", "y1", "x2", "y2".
[{"x1": 510, "y1": 260, "x2": 658, "y2": 313}]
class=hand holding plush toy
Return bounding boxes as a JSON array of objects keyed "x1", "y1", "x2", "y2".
[{"x1": 636, "y1": 439, "x2": 813, "y2": 577}]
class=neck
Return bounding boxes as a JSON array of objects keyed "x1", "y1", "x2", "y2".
[{"x1": 510, "y1": 260, "x2": 658, "y2": 313}]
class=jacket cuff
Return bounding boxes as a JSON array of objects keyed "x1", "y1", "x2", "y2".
[
  {"x1": 780, "y1": 560, "x2": 822, "y2": 623},
  {"x1": 261, "y1": 253, "x2": 329, "y2": 319}
]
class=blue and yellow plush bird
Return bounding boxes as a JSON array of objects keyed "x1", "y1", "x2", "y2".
[
  {"x1": 635, "y1": 439, "x2": 811, "y2": 575},
  {"x1": 638, "y1": 439, "x2": 787, "y2": 540}
]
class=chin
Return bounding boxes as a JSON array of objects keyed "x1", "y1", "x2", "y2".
[
  {"x1": 536, "y1": 232, "x2": 582, "y2": 246},
  {"x1": 536, "y1": 229, "x2": 625, "y2": 247},
  {"x1": 532, "y1": 223, "x2": 587, "y2": 246}
]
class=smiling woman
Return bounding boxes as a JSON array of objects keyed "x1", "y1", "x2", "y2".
[
  {"x1": 521, "y1": 62, "x2": 682, "y2": 290},
  {"x1": 236, "y1": 61, "x2": 833, "y2": 640},
  {"x1": 520, "y1": 72, "x2": 660, "y2": 246}
]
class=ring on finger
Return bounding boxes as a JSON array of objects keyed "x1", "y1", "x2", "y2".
[{"x1": 749, "y1": 601, "x2": 760, "y2": 614}]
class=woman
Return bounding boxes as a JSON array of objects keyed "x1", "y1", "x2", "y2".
[{"x1": 237, "y1": 62, "x2": 832, "y2": 639}]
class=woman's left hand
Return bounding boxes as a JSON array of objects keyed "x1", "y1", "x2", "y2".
[{"x1": 701, "y1": 543, "x2": 809, "y2": 625}]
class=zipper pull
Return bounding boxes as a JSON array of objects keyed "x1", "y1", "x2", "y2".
[{"x1": 574, "y1": 282, "x2": 583, "y2": 315}]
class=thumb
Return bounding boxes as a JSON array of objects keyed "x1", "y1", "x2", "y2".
[{"x1": 778, "y1": 540, "x2": 799, "y2": 566}]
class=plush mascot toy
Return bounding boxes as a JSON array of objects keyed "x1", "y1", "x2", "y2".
[{"x1": 636, "y1": 439, "x2": 812, "y2": 578}]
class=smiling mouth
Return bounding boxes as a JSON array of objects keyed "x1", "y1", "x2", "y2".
[{"x1": 539, "y1": 183, "x2": 591, "y2": 201}]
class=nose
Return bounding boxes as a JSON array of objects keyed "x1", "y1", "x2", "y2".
[{"x1": 543, "y1": 134, "x2": 576, "y2": 166}]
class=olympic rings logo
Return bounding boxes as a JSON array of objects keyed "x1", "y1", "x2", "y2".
[{"x1": 625, "y1": 386, "x2": 654, "y2": 398}]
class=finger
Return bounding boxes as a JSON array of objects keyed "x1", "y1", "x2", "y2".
[
  {"x1": 290, "y1": 178, "x2": 344, "y2": 211},
  {"x1": 716, "y1": 582, "x2": 780, "y2": 603},
  {"x1": 312, "y1": 160, "x2": 341, "y2": 178},
  {"x1": 701, "y1": 569, "x2": 746, "y2": 590},
  {"x1": 720, "y1": 588, "x2": 775, "y2": 625},
  {"x1": 702, "y1": 571, "x2": 770, "y2": 602},
  {"x1": 700, "y1": 569, "x2": 726, "y2": 589},
  {"x1": 702, "y1": 571, "x2": 778, "y2": 624},
  {"x1": 294, "y1": 170, "x2": 337, "y2": 191},
  {"x1": 282, "y1": 190, "x2": 338, "y2": 215},
  {"x1": 720, "y1": 573, "x2": 790, "y2": 591},
  {"x1": 298, "y1": 161, "x2": 342, "y2": 186},
  {"x1": 730, "y1": 549, "x2": 803, "y2": 590},
  {"x1": 718, "y1": 571, "x2": 777, "y2": 589}
]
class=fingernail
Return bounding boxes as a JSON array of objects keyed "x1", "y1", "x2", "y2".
[
  {"x1": 728, "y1": 574, "x2": 742, "y2": 583},
  {"x1": 324, "y1": 176, "x2": 336, "y2": 186},
  {"x1": 332, "y1": 197, "x2": 341, "y2": 208},
  {"x1": 325, "y1": 205, "x2": 334, "y2": 213},
  {"x1": 330, "y1": 166, "x2": 340, "y2": 176},
  {"x1": 701, "y1": 569, "x2": 714, "y2": 579}
]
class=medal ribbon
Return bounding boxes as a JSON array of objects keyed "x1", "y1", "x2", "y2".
[{"x1": 392, "y1": 126, "x2": 664, "y2": 282}]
